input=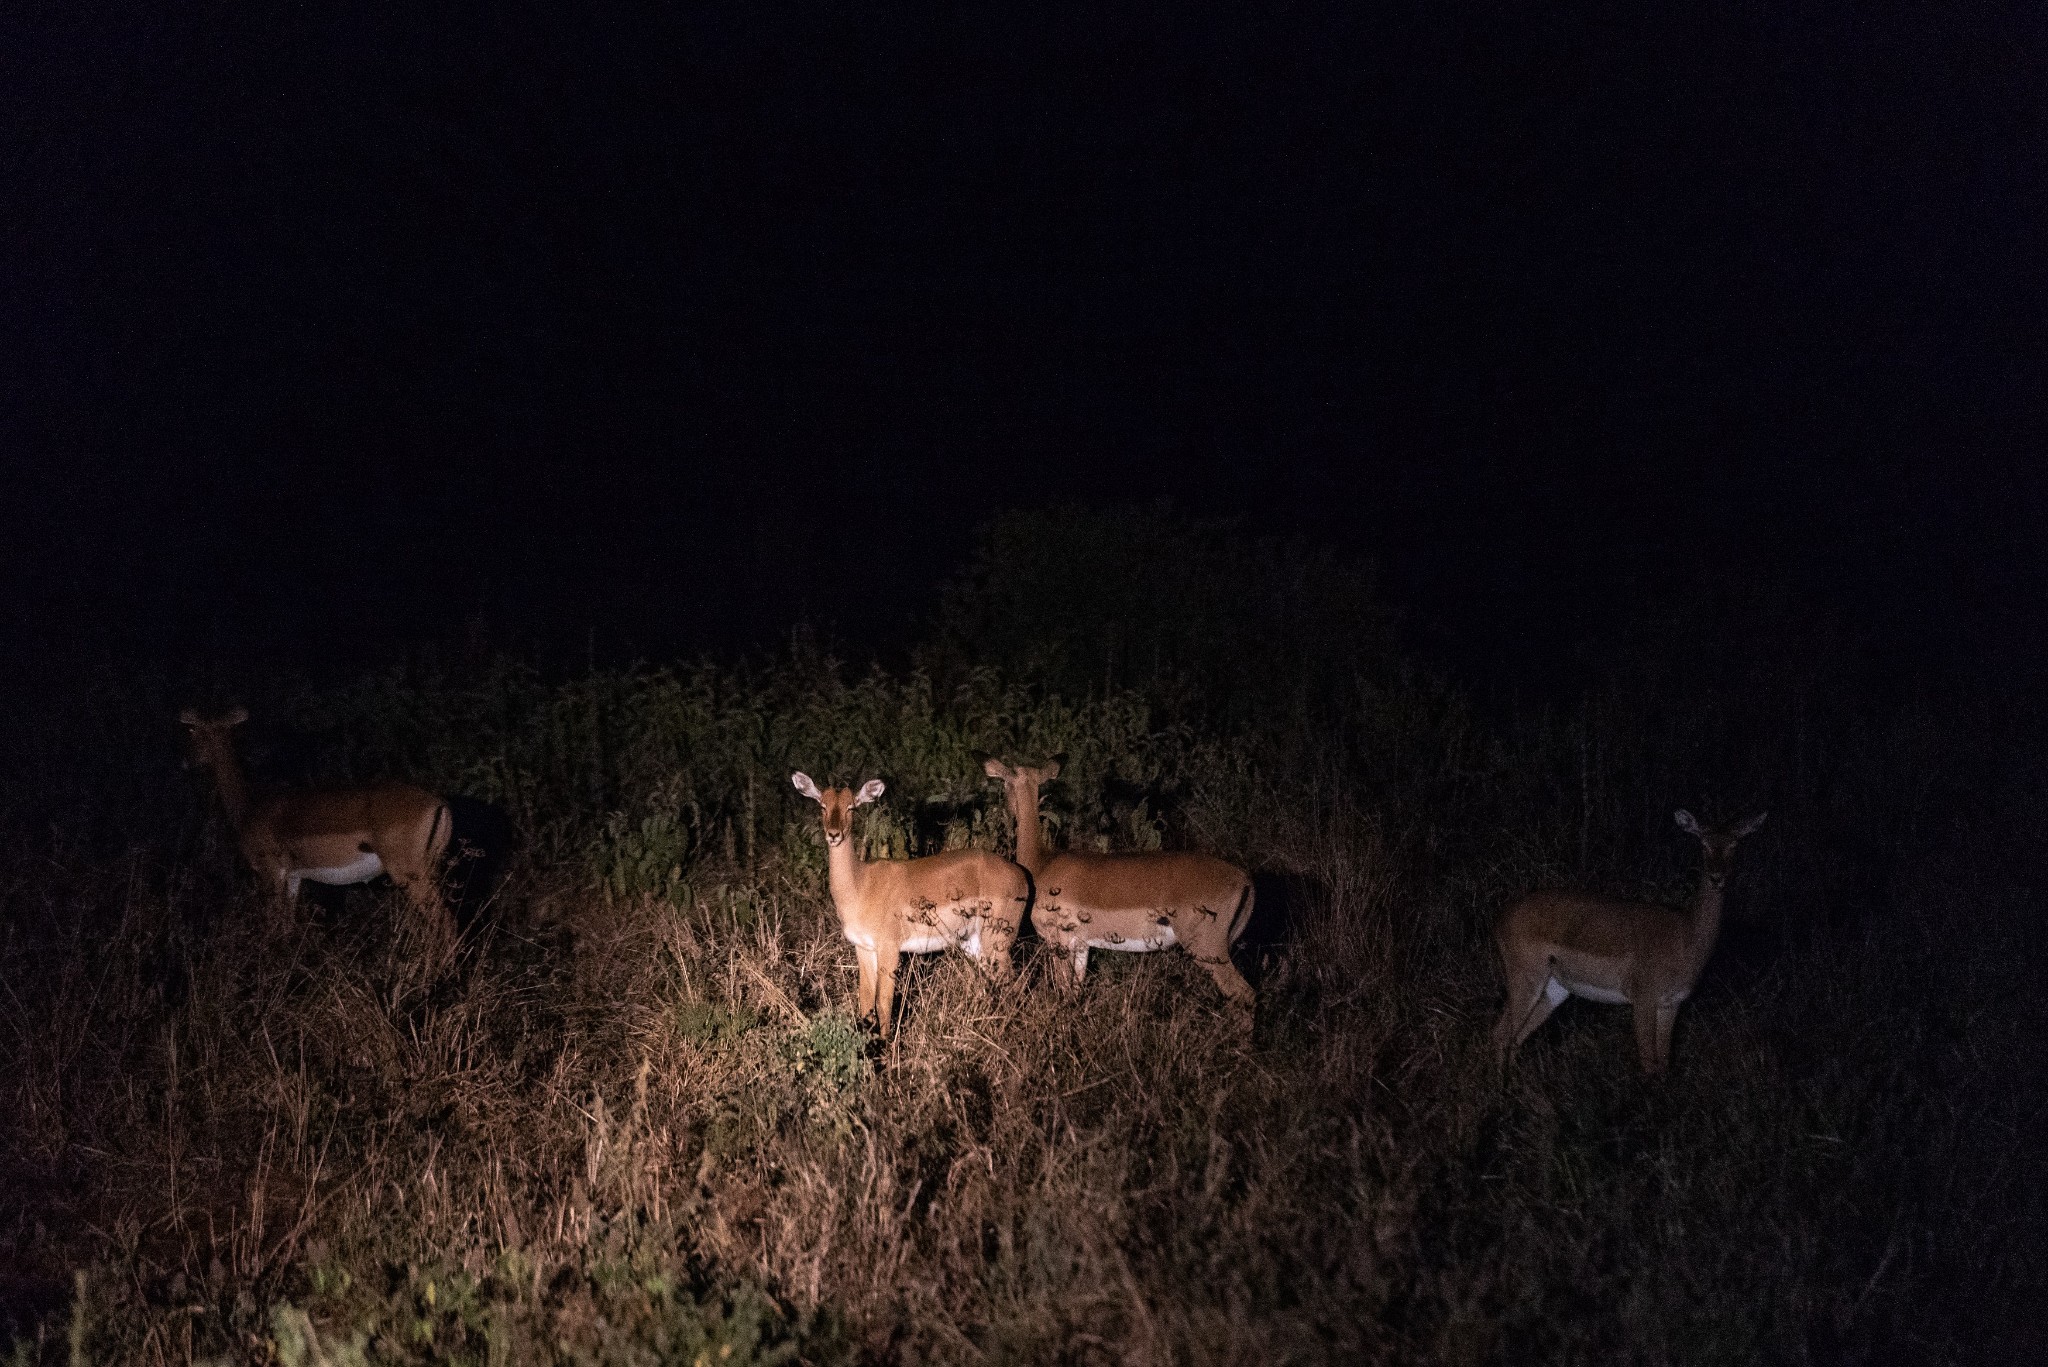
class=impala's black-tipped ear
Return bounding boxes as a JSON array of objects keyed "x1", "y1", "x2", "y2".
[
  {"x1": 855, "y1": 779, "x2": 886, "y2": 806},
  {"x1": 178, "y1": 709, "x2": 202, "y2": 728},
  {"x1": 1734, "y1": 812, "x2": 1768, "y2": 838},
  {"x1": 1674, "y1": 809, "x2": 1702, "y2": 837},
  {"x1": 982, "y1": 757, "x2": 1014, "y2": 781},
  {"x1": 791, "y1": 772, "x2": 823, "y2": 803},
  {"x1": 223, "y1": 705, "x2": 248, "y2": 727}
]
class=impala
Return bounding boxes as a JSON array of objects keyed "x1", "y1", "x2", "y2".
[
  {"x1": 180, "y1": 708, "x2": 456, "y2": 954},
  {"x1": 1492, "y1": 809, "x2": 1767, "y2": 1075},
  {"x1": 792, "y1": 772, "x2": 1029, "y2": 1037},
  {"x1": 983, "y1": 757, "x2": 1256, "y2": 1019}
]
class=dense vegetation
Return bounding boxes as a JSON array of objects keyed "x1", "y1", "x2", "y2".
[{"x1": 1, "y1": 509, "x2": 2041, "y2": 1364}]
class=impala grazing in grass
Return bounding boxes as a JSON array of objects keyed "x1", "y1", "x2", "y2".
[
  {"x1": 1493, "y1": 809, "x2": 1767, "y2": 1075},
  {"x1": 983, "y1": 757, "x2": 1256, "y2": 1021},
  {"x1": 792, "y1": 772, "x2": 1029, "y2": 1037},
  {"x1": 180, "y1": 708, "x2": 456, "y2": 957}
]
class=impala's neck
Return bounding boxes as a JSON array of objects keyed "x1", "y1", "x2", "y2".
[
  {"x1": 201, "y1": 746, "x2": 252, "y2": 832},
  {"x1": 1684, "y1": 875, "x2": 1727, "y2": 972},
  {"x1": 824, "y1": 832, "x2": 867, "y2": 911},
  {"x1": 1009, "y1": 784, "x2": 1047, "y2": 874}
]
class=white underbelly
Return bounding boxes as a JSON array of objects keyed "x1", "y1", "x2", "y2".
[
  {"x1": 1551, "y1": 976, "x2": 1688, "y2": 1008},
  {"x1": 845, "y1": 928, "x2": 959, "y2": 955},
  {"x1": 1557, "y1": 978, "x2": 1630, "y2": 1006},
  {"x1": 297, "y1": 852, "x2": 385, "y2": 886},
  {"x1": 1089, "y1": 925, "x2": 1176, "y2": 953}
]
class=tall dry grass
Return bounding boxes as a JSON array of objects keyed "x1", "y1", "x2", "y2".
[{"x1": 1, "y1": 515, "x2": 2043, "y2": 1363}]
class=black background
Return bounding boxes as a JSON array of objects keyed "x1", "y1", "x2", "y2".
[{"x1": 6, "y1": 2, "x2": 2043, "y2": 682}]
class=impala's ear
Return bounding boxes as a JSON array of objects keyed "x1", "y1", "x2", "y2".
[
  {"x1": 791, "y1": 772, "x2": 823, "y2": 803},
  {"x1": 1043, "y1": 754, "x2": 1064, "y2": 780},
  {"x1": 1674, "y1": 809, "x2": 1702, "y2": 837},
  {"x1": 1734, "y1": 812, "x2": 1768, "y2": 838},
  {"x1": 178, "y1": 709, "x2": 202, "y2": 728},
  {"x1": 983, "y1": 757, "x2": 1014, "y2": 781},
  {"x1": 223, "y1": 705, "x2": 248, "y2": 727},
  {"x1": 854, "y1": 779, "x2": 885, "y2": 806}
]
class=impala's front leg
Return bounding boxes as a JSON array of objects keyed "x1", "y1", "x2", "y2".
[
  {"x1": 873, "y1": 948, "x2": 900, "y2": 1038},
  {"x1": 1652, "y1": 1000, "x2": 1681, "y2": 1076},
  {"x1": 266, "y1": 867, "x2": 301, "y2": 935},
  {"x1": 854, "y1": 945, "x2": 881, "y2": 1026}
]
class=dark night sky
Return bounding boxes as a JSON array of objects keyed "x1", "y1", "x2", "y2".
[{"x1": 4, "y1": 3, "x2": 2044, "y2": 681}]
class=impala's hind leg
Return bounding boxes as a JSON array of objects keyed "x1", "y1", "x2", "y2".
[
  {"x1": 1190, "y1": 942, "x2": 1256, "y2": 1018},
  {"x1": 1223, "y1": 890, "x2": 1261, "y2": 1027},
  {"x1": 1227, "y1": 882, "x2": 1256, "y2": 947},
  {"x1": 393, "y1": 872, "x2": 456, "y2": 970},
  {"x1": 1495, "y1": 955, "x2": 1565, "y2": 1061},
  {"x1": 978, "y1": 912, "x2": 1017, "y2": 984},
  {"x1": 1207, "y1": 956, "x2": 1257, "y2": 1014}
]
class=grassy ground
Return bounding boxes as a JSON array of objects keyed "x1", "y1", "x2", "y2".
[
  {"x1": 2, "y1": 676, "x2": 2042, "y2": 1365},
  {"x1": 2, "y1": 519, "x2": 2044, "y2": 1362}
]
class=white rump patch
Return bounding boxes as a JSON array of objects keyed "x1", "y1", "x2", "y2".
[{"x1": 296, "y1": 852, "x2": 385, "y2": 886}]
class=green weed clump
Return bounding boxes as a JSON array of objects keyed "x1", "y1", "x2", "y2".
[
  {"x1": 274, "y1": 654, "x2": 1230, "y2": 886},
  {"x1": 0, "y1": 510, "x2": 2042, "y2": 1364}
]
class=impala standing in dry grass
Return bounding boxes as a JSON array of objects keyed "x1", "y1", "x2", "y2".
[
  {"x1": 180, "y1": 707, "x2": 456, "y2": 957},
  {"x1": 983, "y1": 757, "x2": 1257, "y2": 1020},
  {"x1": 1493, "y1": 809, "x2": 1767, "y2": 1075},
  {"x1": 792, "y1": 772, "x2": 1029, "y2": 1037}
]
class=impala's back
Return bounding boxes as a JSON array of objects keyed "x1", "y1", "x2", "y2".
[
  {"x1": 984, "y1": 757, "x2": 1256, "y2": 1013},
  {"x1": 1498, "y1": 892, "x2": 1689, "y2": 981},
  {"x1": 252, "y1": 786, "x2": 449, "y2": 881},
  {"x1": 1035, "y1": 850, "x2": 1250, "y2": 939}
]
